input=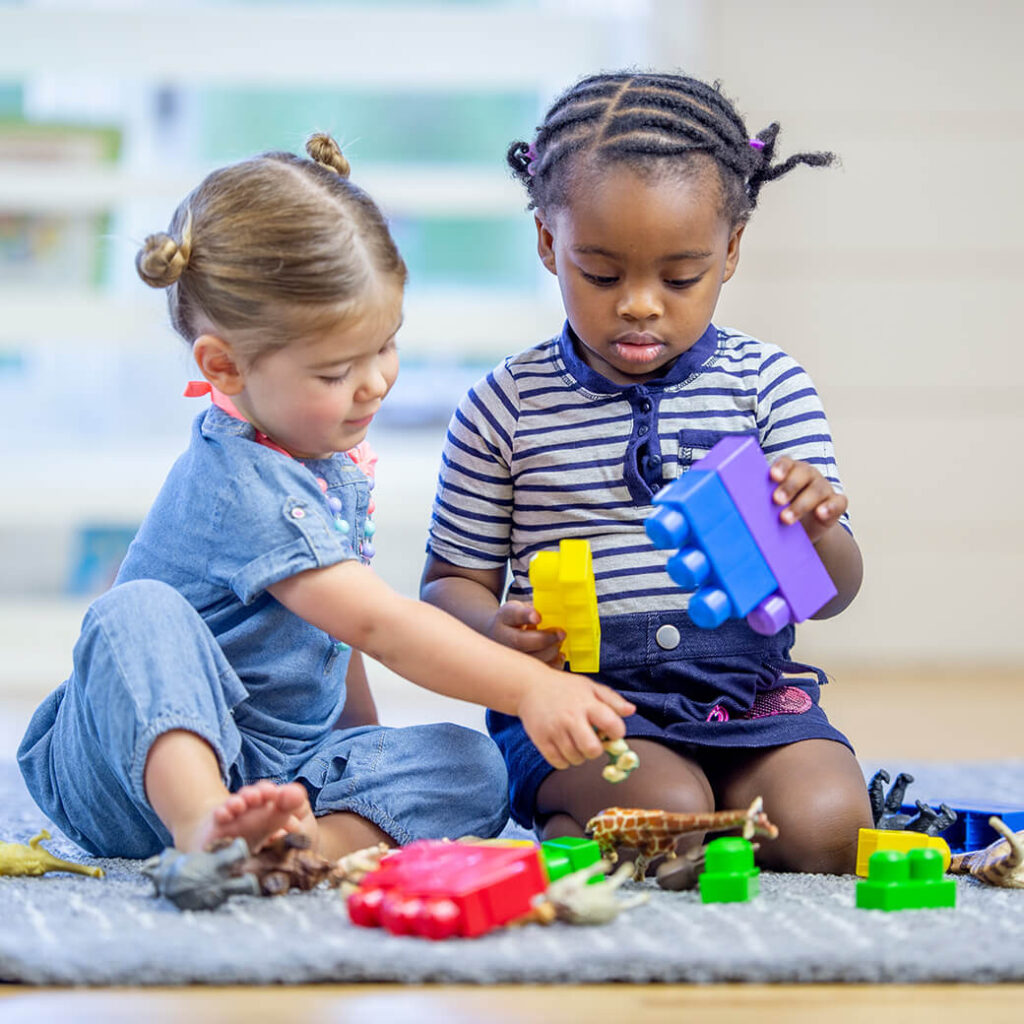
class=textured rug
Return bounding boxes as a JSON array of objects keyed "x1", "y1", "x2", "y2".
[{"x1": 2, "y1": 759, "x2": 1024, "y2": 985}]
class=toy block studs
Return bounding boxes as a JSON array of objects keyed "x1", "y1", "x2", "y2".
[
  {"x1": 698, "y1": 837, "x2": 760, "y2": 903},
  {"x1": 646, "y1": 436, "x2": 836, "y2": 634},
  {"x1": 855, "y1": 848, "x2": 956, "y2": 911}
]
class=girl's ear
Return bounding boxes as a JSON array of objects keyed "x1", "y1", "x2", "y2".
[
  {"x1": 193, "y1": 334, "x2": 245, "y2": 395},
  {"x1": 535, "y1": 213, "x2": 558, "y2": 276},
  {"x1": 721, "y1": 223, "x2": 745, "y2": 283}
]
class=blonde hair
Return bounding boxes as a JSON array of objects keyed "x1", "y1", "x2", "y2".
[{"x1": 136, "y1": 133, "x2": 406, "y2": 361}]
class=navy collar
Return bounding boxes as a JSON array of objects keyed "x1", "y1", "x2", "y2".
[{"x1": 556, "y1": 320, "x2": 719, "y2": 394}]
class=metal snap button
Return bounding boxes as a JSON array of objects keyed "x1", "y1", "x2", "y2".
[{"x1": 655, "y1": 624, "x2": 680, "y2": 650}]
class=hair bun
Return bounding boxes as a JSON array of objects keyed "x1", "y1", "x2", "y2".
[
  {"x1": 307, "y1": 132, "x2": 351, "y2": 178},
  {"x1": 136, "y1": 229, "x2": 192, "y2": 288}
]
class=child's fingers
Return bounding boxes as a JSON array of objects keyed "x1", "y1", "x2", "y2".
[
  {"x1": 588, "y1": 701, "x2": 629, "y2": 743},
  {"x1": 565, "y1": 719, "x2": 604, "y2": 761},
  {"x1": 591, "y1": 681, "x2": 636, "y2": 719},
  {"x1": 511, "y1": 627, "x2": 564, "y2": 656},
  {"x1": 498, "y1": 601, "x2": 540, "y2": 628}
]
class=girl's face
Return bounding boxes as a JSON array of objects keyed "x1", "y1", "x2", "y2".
[
  {"x1": 234, "y1": 276, "x2": 403, "y2": 460},
  {"x1": 536, "y1": 160, "x2": 743, "y2": 385}
]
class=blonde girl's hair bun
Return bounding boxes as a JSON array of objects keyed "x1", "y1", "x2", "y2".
[
  {"x1": 136, "y1": 214, "x2": 193, "y2": 288},
  {"x1": 306, "y1": 132, "x2": 351, "y2": 179}
]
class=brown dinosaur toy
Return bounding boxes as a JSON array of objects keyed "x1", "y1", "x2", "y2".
[
  {"x1": 0, "y1": 830, "x2": 104, "y2": 879},
  {"x1": 585, "y1": 797, "x2": 779, "y2": 881}
]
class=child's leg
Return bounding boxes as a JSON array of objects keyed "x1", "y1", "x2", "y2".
[
  {"x1": 297, "y1": 722, "x2": 510, "y2": 858},
  {"x1": 18, "y1": 579, "x2": 310, "y2": 857},
  {"x1": 143, "y1": 730, "x2": 313, "y2": 854},
  {"x1": 707, "y1": 739, "x2": 872, "y2": 874},
  {"x1": 535, "y1": 738, "x2": 715, "y2": 860}
]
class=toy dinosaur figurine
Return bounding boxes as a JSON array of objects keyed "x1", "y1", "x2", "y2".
[
  {"x1": 585, "y1": 797, "x2": 779, "y2": 881},
  {"x1": 948, "y1": 816, "x2": 1024, "y2": 888},
  {"x1": 0, "y1": 830, "x2": 104, "y2": 879},
  {"x1": 868, "y1": 769, "x2": 958, "y2": 835}
]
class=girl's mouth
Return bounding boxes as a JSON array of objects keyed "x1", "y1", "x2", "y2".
[
  {"x1": 613, "y1": 333, "x2": 664, "y2": 364},
  {"x1": 345, "y1": 414, "x2": 375, "y2": 428}
]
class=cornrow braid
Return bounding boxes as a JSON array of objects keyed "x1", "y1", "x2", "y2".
[{"x1": 508, "y1": 71, "x2": 835, "y2": 223}]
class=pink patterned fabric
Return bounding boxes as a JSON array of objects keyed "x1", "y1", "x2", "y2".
[{"x1": 744, "y1": 685, "x2": 813, "y2": 720}]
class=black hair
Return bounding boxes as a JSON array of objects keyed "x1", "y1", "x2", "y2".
[{"x1": 507, "y1": 71, "x2": 835, "y2": 223}]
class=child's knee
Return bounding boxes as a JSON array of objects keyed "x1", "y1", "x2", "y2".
[
  {"x1": 428, "y1": 724, "x2": 510, "y2": 837},
  {"x1": 770, "y1": 788, "x2": 872, "y2": 874}
]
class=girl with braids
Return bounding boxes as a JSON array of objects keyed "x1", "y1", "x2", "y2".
[
  {"x1": 422, "y1": 72, "x2": 872, "y2": 874},
  {"x1": 19, "y1": 133, "x2": 633, "y2": 861}
]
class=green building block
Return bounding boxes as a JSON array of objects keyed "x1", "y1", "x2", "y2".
[
  {"x1": 856, "y1": 848, "x2": 956, "y2": 911},
  {"x1": 540, "y1": 837, "x2": 603, "y2": 884},
  {"x1": 698, "y1": 837, "x2": 760, "y2": 903}
]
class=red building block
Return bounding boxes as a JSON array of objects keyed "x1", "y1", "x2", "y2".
[{"x1": 347, "y1": 840, "x2": 547, "y2": 939}]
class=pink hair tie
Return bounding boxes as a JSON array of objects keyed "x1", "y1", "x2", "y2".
[
  {"x1": 525, "y1": 141, "x2": 539, "y2": 176},
  {"x1": 748, "y1": 138, "x2": 765, "y2": 151}
]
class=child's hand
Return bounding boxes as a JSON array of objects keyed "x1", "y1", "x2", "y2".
[
  {"x1": 516, "y1": 672, "x2": 635, "y2": 770},
  {"x1": 769, "y1": 457, "x2": 847, "y2": 544},
  {"x1": 488, "y1": 600, "x2": 566, "y2": 669}
]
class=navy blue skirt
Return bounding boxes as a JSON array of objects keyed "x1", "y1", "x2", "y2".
[{"x1": 488, "y1": 610, "x2": 852, "y2": 828}]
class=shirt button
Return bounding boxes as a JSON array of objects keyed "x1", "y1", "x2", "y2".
[
  {"x1": 638, "y1": 424, "x2": 649, "y2": 436},
  {"x1": 640, "y1": 399, "x2": 652, "y2": 412},
  {"x1": 655, "y1": 624, "x2": 680, "y2": 650}
]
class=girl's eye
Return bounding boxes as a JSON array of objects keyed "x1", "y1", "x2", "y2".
[
  {"x1": 581, "y1": 271, "x2": 619, "y2": 287},
  {"x1": 666, "y1": 276, "x2": 702, "y2": 290},
  {"x1": 318, "y1": 372, "x2": 350, "y2": 385}
]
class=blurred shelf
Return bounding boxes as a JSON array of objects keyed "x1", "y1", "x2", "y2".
[
  {"x1": 0, "y1": 3, "x2": 631, "y2": 88},
  {"x1": 0, "y1": 163, "x2": 526, "y2": 216},
  {"x1": 0, "y1": 287, "x2": 564, "y2": 353}
]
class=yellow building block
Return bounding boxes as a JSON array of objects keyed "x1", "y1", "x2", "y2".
[
  {"x1": 529, "y1": 539, "x2": 601, "y2": 673},
  {"x1": 855, "y1": 828, "x2": 952, "y2": 876}
]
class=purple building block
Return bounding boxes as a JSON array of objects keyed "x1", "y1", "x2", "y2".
[{"x1": 695, "y1": 436, "x2": 837, "y2": 633}]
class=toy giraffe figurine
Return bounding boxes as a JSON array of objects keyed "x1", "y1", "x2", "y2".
[
  {"x1": 586, "y1": 797, "x2": 779, "y2": 881},
  {"x1": 948, "y1": 816, "x2": 1024, "y2": 888},
  {"x1": 0, "y1": 830, "x2": 104, "y2": 879}
]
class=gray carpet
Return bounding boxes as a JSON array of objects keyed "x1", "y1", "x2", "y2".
[{"x1": 2, "y1": 759, "x2": 1024, "y2": 985}]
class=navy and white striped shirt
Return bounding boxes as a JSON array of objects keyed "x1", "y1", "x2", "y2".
[{"x1": 428, "y1": 322, "x2": 848, "y2": 619}]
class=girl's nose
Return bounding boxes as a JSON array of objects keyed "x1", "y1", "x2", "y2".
[
  {"x1": 617, "y1": 285, "x2": 663, "y2": 322},
  {"x1": 356, "y1": 361, "x2": 391, "y2": 400}
]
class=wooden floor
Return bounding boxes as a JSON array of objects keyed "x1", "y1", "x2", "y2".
[
  {"x1": 1, "y1": 984, "x2": 1024, "y2": 1022},
  {"x1": 1, "y1": 666, "x2": 1021, "y2": 1020}
]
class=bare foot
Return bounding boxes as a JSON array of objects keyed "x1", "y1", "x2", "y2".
[{"x1": 181, "y1": 781, "x2": 316, "y2": 854}]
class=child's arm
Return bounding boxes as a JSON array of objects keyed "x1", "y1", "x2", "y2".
[
  {"x1": 420, "y1": 556, "x2": 565, "y2": 668},
  {"x1": 768, "y1": 456, "x2": 864, "y2": 617},
  {"x1": 333, "y1": 650, "x2": 380, "y2": 729},
  {"x1": 268, "y1": 561, "x2": 633, "y2": 768}
]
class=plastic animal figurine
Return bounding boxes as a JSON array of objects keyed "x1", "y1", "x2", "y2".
[
  {"x1": 142, "y1": 832, "x2": 346, "y2": 910},
  {"x1": 0, "y1": 830, "x2": 104, "y2": 879},
  {"x1": 543, "y1": 860, "x2": 649, "y2": 924},
  {"x1": 586, "y1": 797, "x2": 779, "y2": 881},
  {"x1": 601, "y1": 736, "x2": 639, "y2": 783},
  {"x1": 948, "y1": 816, "x2": 1024, "y2": 888},
  {"x1": 868, "y1": 769, "x2": 958, "y2": 835},
  {"x1": 142, "y1": 837, "x2": 262, "y2": 910}
]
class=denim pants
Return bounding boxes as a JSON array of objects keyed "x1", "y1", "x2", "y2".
[{"x1": 18, "y1": 580, "x2": 510, "y2": 857}]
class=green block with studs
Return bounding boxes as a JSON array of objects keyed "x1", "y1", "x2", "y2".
[
  {"x1": 540, "y1": 837, "x2": 603, "y2": 884},
  {"x1": 698, "y1": 837, "x2": 760, "y2": 903},
  {"x1": 856, "y1": 848, "x2": 956, "y2": 911}
]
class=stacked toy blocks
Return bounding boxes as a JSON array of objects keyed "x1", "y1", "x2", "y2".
[
  {"x1": 347, "y1": 840, "x2": 547, "y2": 939},
  {"x1": 856, "y1": 848, "x2": 956, "y2": 911},
  {"x1": 698, "y1": 837, "x2": 760, "y2": 903},
  {"x1": 856, "y1": 828, "x2": 952, "y2": 877},
  {"x1": 645, "y1": 435, "x2": 837, "y2": 634},
  {"x1": 529, "y1": 538, "x2": 601, "y2": 671}
]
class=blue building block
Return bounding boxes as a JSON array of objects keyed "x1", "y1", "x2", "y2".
[
  {"x1": 900, "y1": 801, "x2": 1024, "y2": 854},
  {"x1": 646, "y1": 469, "x2": 778, "y2": 629},
  {"x1": 646, "y1": 436, "x2": 837, "y2": 634}
]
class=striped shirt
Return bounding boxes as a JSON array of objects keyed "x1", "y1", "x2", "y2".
[{"x1": 427, "y1": 322, "x2": 848, "y2": 619}]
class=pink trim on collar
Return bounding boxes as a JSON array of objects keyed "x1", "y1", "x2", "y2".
[{"x1": 184, "y1": 380, "x2": 377, "y2": 478}]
